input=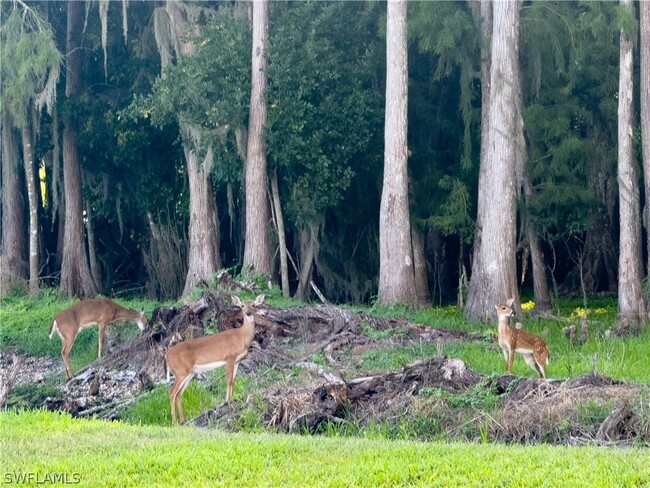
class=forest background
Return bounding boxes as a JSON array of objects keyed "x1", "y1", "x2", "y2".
[{"x1": 2, "y1": 0, "x2": 650, "y2": 332}]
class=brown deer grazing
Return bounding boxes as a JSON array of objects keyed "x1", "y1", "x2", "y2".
[
  {"x1": 495, "y1": 298, "x2": 549, "y2": 378},
  {"x1": 49, "y1": 298, "x2": 148, "y2": 380},
  {"x1": 165, "y1": 294, "x2": 265, "y2": 425}
]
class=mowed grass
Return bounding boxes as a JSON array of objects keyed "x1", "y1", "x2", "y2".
[{"x1": 2, "y1": 410, "x2": 649, "y2": 487}]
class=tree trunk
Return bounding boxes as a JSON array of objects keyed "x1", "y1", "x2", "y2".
[
  {"x1": 243, "y1": 0, "x2": 271, "y2": 276},
  {"x1": 21, "y1": 119, "x2": 39, "y2": 296},
  {"x1": 641, "y1": 0, "x2": 650, "y2": 312},
  {"x1": 181, "y1": 133, "x2": 222, "y2": 297},
  {"x1": 60, "y1": 0, "x2": 98, "y2": 298},
  {"x1": 469, "y1": 0, "x2": 493, "y2": 269},
  {"x1": 295, "y1": 220, "x2": 321, "y2": 301},
  {"x1": 378, "y1": 0, "x2": 417, "y2": 306},
  {"x1": 465, "y1": 0, "x2": 520, "y2": 320},
  {"x1": 523, "y1": 178, "x2": 552, "y2": 314},
  {"x1": 85, "y1": 201, "x2": 102, "y2": 294},
  {"x1": 162, "y1": 2, "x2": 222, "y2": 298},
  {"x1": 412, "y1": 227, "x2": 431, "y2": 307},
  {"x1": 0, "y1": 114, "x2": 27, "y2": 294},
  {"x1": 271, "y1": 169, "x2": 290, "y2": 298},
  {"x1": 616, "y1": 0, "x2": 646, "y2": 333}
]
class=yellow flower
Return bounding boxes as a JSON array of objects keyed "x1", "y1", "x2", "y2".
[{"x1": 521, "y1": 301, "x2": 536, "y2": 311}]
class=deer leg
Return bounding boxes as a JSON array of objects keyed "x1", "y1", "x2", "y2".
[
  {"x1": 522, "y1": 354, "x2": 542, "y2": 377},
  {"x1": 225, "y1": 360, "x2": 236, "y2": 402},
  {"x1": 169, "y1": 380, "x2": 180, "y2": 424},
  {"x1": 501, "y1": 348, "x2": 509, "y2": 372},
  {"x1": 507, "y1": 347, "x2": 515, "y2": 373},
  {"x1": 97, "y1": 323, "x2": 107, "y2": 358},
  {"x1": 532, "y1": 353, "x2": 547, "y2": 379},
  {"x1": 170, "y1": 373, "x2": 193, "y2": 425},
  {"x1": 61, "y1": 336, "x2": 76, "y2": 380}
]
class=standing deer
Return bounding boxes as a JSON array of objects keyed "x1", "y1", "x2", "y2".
[
  {"x1": 49, "y1": 298, "x2": 148, "y2": 380},
  {"x1": 165, "y1": 294, "x2": 265, "y2": 425},
  {"x1": 495, "y1": 298, "x2": 549, "y2": 378}
]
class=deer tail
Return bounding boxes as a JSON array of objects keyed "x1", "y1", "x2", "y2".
[{"x1": 49, "y1": 320, "x2": 57, "y2": 339}]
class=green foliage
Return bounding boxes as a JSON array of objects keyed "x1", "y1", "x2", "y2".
[
  {"x1": 409, "y1": 1, "x2": 479, "y2": 170},
  {"x1": 5, "y1": 383, "x2": 61, "y2": 410},
  {"x1": 132, "y1": 6, "x2": 250, "y2": 184},
  {"x1": 147, "y1": 8, "x2": 250, "y2": 129},
  {"x1": 422, "y1": 176, "x2": 474, "y2": 242},
  {"x1": 266, "y1": 1, "x2": 383, "y2": 224},
  {"x1": 0, "y1": 3, "x2": 62, "y2": 125},
  {"x1": 360, "y1": 321, "x2": 406, "y2": 341},
  {"x1": 420, "y1": 378, "x2": 500, "y2": 412},
  {"x1": 521, "y1": 1, "x2": 619, "y2": 245},
  {"x1": 3, "y1": 410, "x2": 649, "y2": 486}
]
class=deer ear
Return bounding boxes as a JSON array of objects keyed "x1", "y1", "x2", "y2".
[
  {"x1": 232, "y1": 295, "x2": 242, "y2": 307},
  {"x1": 495, "y1": 304, "x2": 499, "y2": 310},
  {"x1": 254, "y1": 294, "x2": 265, "y2": 306},
  {"x1": 506, "y1": 298, "x2": 514, "y2": 307}
]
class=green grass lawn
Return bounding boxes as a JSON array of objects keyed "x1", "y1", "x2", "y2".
[{"x1": 2, "y1": 410, "x2": 648, "y2": 487}]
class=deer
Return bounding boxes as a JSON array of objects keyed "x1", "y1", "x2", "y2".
[
  {"x1": 49, "y1": 298, "x2": 148, "y2": 380},
  {"x1": 165, "y1": 294, "x2": 265, "y2": 425},
  {"x1": 495, "y1": 298, "x2": 549, "y2": 379}
]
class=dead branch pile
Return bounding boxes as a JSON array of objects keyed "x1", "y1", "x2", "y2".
[
  {"x1": 192, "y1": 357, "x2": 482, "y2": 433},
  {"x1": 491, "y1": 373, "x2": 645, "y2": 445}
]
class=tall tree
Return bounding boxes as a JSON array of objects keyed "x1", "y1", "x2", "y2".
[
  {"x1": 616, "y1": 0, "x2": 646, "y2": 333},
  {"x1": 378, "y1": 0, "x2": 417, "y2": 306},
  {"x1": 0, "y1": 1, "x2": 61, "y2": 296},
  {"x1": 243, "y1": 0, "x2": 271, "y2": 277},
  {"x1": 155, "y1": 2, "x2": 222, "y2": 297},
  {"x1": 465, "y1": 0, "x2": 521, "y2": 319},
  {"x1": 0, "y1": 114, "x2": 26, "y2": 294},
  {"x1": 60, "y1": 0, "x2": 98, "y2": 298},
  {"x1": 641, "y1": 0, "x2": 650, "y2": 311}
]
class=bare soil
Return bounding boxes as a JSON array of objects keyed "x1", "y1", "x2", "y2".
[{"x1": 2, "y1": 290, "x2": 648, "y2": 446}]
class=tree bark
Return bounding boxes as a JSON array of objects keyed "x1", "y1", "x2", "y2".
[
  {"x1": 21, "y1": 118, "x2": 39, "y2": 296},
  {"x1": 85, "y1": 200, "x2": 102, "y2": 294},
  {"x1": 60, "y1": 0, "x2": 98, "y2": 298},
  {"x1": 0, "y1": 113, "x2": 27, "y2": 293},
  {"x1": 163, "y1": 2, "x2": 222, "y2": 298},
  {"x1": 412, "y1": 227, "x2": 431, "y2": 307},
  {"x1": 181, "y1": 132, "x2": 222, "y2": 297},
  {"x1": 243, "y1": 0, "x2": 271, "y2": 276},
  {"x1": 465, "y1": 0, "x2": 520, "y2": 319},
  {"x1": 616, "y1": 0, "x2": 646, "y2": 333},
  {"x1": 469, "y1": 0, "x2": 493, "y2": 277},
  {"x1": 641, "y1": 0, "x2": 650, "y2": 312},
  {"x1": 295, "y1": 219, "x2": 321, "y2": 301},
  {"x1": 523, "y1": 178, "x2": 552, "y2": 314},
  {"x1": 378, "y1": 0, "x2": 417, "y2": 306},
  {"x1": 271, "y1": 170, "x2": 290, "y2": 298}
]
